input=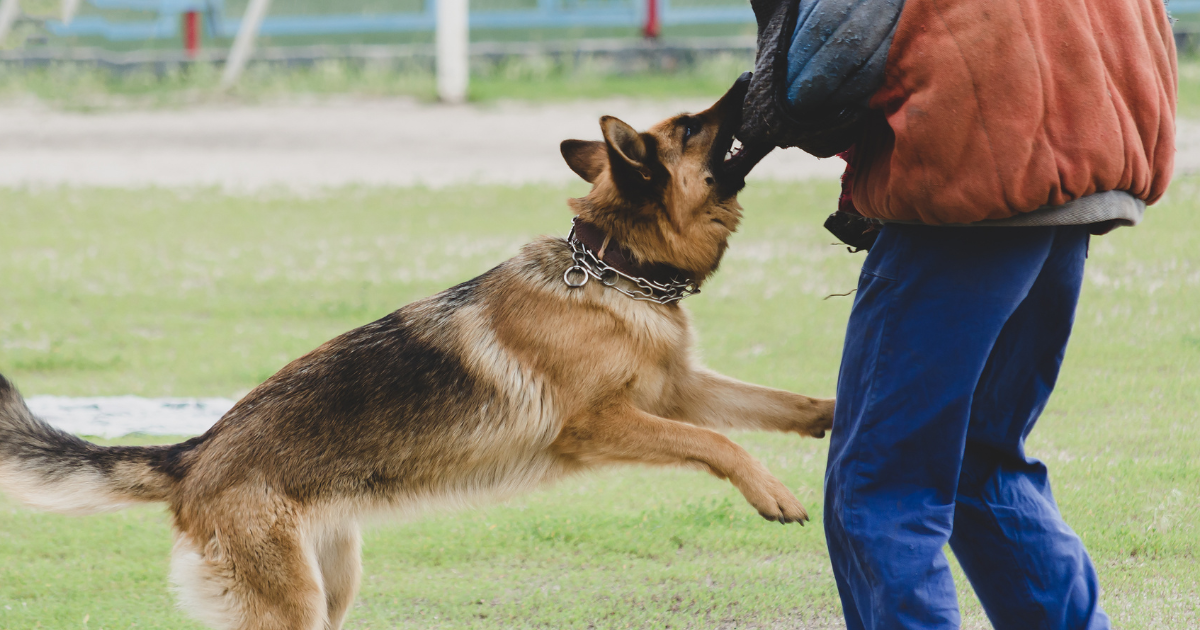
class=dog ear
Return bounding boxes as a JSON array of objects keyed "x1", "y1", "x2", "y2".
[
  {"x1": 560, "y1": 140, "x2": 607, "y2": 183},
  {"x1": 600, "y1": 116, "x2": 655, "y2": 184}
]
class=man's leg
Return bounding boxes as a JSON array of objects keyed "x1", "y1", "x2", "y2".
[
  {"x1": 949, "y1": 226, "x2": 1110, "y2": 629},
  {"x1": 825, "y1": 224, "x2": 1060, "y2": 630}
]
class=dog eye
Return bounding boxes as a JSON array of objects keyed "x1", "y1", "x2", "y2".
[{"x1": 682, "y1": 120, "x2": 702, "y2": 141}]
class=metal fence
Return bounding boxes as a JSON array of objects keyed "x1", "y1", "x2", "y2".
[
  {"x1": 14, "y1": 0, "x2": 1196, "y2": 98},
  {"x1": 44, "y1": 0, "x2": 753, "y2": 41},
  {"x1": 29, "y1": 0, "x2": 1200, "y2": 43}
]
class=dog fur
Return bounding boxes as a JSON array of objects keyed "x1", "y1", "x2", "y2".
[{"x1": 0, "y1": 78, "x2": 832, "y2": 630}]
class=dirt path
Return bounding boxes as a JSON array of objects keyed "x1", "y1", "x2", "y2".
[
  {"x1": 4, "y1": 98, "x2": 1194, "y2": 191},
  {"x1": 4, "y1": 98, "x2": 1195, "y2": 191},
  {"x1": 0, "y1": 97, "x2": 850, "y2": 190}
]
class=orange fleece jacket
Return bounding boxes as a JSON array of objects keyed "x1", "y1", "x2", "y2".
[{"x1": 849, "y1": 0, "x2": 1177, "y2": 225}]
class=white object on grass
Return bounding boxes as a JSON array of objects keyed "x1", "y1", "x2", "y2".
[
  {"x1": 436, "y1": 0, "x2": 469, "y2": 103},
  {"x1": 221, "y1": 0, "x2": 272, "y2": 89},
  {"x1": 26, "y1": 396, "x2": 234, "y2": 438}
]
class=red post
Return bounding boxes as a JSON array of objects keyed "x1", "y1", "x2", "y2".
[
  {"x1": 643, "y1": 0, "x2": 660, "y2": 39},
  {"x1": 183, "y1": 10, "x2": 201, "y2": 58}
]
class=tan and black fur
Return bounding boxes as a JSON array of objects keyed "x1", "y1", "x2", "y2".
[{"x1": 0, "y1": 75, "x2": 831, "y2": 630}]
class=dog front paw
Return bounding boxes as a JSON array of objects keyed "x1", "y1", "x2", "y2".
[
  {"x1": 732, "y1": 466, "x2": 809, "y2": 524},
  {"x1": 787, "y1": 396, "x2": 835, "y2": 438},
  {"x1": 806, "y1": 397, "x2": 835, "y2": 438}
]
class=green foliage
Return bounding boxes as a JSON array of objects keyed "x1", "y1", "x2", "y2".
[{"x1": 0, "y1": 179, "x2": 1198, "y2": 628}]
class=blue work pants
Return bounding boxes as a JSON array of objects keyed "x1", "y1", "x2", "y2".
[{"x1": 825, "y1": 224, "x2": 1110, "y2": 630}]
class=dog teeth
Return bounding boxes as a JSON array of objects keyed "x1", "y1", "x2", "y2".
[
  {"x1": 722, "y1": 137, "x2": 747, "y2": 164},
  {"x1": 723, "y1": 139, "x2": 745, "y2": 163}
]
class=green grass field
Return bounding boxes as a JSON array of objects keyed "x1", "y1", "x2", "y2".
[{"x1": 0, "y1": 178, "x2": 1197, "y2": 629}]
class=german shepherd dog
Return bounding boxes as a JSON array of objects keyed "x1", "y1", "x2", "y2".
[{"x1": 0, "y1": 74, "x2": 833, "y2": 630}]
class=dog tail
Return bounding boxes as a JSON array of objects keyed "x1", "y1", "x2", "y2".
[{"x1": 0, "y1": 374, "x2": 188, "y2": 514}]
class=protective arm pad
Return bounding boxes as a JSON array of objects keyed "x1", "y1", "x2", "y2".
[
  {"x1": 740, "y1": 0, "x2": 903, "y2": 157},
  {"x1": 786, "y1": 0, "x2": 901, "y2": 115}
]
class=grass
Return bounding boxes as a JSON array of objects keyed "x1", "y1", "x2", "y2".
[
  {"x1": 1178, "y1": 57, "x2": 1200, "y2": 118},
  {"x1": 0, "y1": 178, "x2": 1198, "y2": 628}
]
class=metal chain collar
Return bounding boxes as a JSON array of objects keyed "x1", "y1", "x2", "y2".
[{"x1": 562, "y1": 222, "x2": 699, "y2": 304}]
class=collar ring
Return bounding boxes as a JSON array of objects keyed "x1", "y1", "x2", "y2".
[{"x1": 563, "y1": 265, "x2": 589, "y2": 288}]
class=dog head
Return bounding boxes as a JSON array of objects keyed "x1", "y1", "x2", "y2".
[{"x1": 559, "y1": 73, "x2": 773, "y2": 285}]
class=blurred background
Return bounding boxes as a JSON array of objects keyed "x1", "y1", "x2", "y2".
[
  {"x1": 0, "y1": 3, "x2": 1198, "y2": 629},
  {"x1": 0, "y1": 0, "x2": 1198, "y2": 105},
  {"x1": 0, "y1": 0, "x2": 763, "y2": 103}
]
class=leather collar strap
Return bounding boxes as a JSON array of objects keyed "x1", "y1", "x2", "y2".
[
  {"x1": 564, "y1": 218, "x2": 700, "y2": 304},
  {"x1": 570, "y1": 220, "x2": 695, "y2": 287}
]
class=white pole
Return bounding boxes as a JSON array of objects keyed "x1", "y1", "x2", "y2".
[
  {"x1": 61, "y1": 0, "x2": 81, "y2": 24},
  {"x1": 0, "y1": 0, "x2": 20, "y2": 45},
  {"x1": 221, "y1": 0, "x2": 272, "y2": 89},
  {"x1": 436, "y1": 0, "x2": 468, "y2": 103}
]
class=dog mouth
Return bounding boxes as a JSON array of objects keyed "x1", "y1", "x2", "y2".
[
  {"x1": 712, "y1": 129, "x2": 773, "y2": 195},
  {"x1": 709, "y1": 72, "x2": 773, "y2": 193},
  {"x1": 724, "y1": 138, "x2": 746, "y2": 165},
  {"x1": 722, "y1": 137, "x2": 770, "y2": 178}
]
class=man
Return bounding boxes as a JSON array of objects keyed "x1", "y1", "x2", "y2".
[{"x1": 738, "y1": 1, "x2": 1176, "y2": 628}]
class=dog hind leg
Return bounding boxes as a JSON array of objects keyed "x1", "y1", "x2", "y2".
[
  {"x1": 315, "y1": 521, "x2": 362, "y2": 630},
  {"x1": 171, "y1": 525, "x2": 328, "y2": 630}
]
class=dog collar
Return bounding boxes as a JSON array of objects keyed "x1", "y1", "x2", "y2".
[{"x1": 562, "y1": 218, "x2": 699, "y2": 304}]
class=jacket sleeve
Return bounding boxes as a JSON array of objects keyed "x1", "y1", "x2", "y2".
[{"x1": 740, "y1": 0, "x2": 903, "y2": 157}]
